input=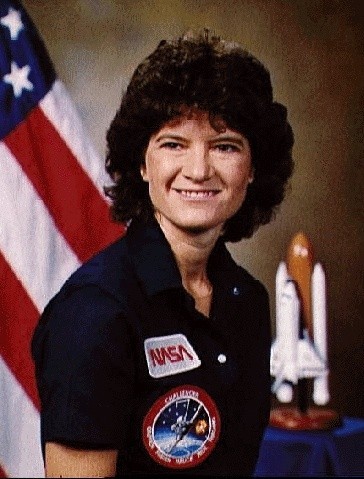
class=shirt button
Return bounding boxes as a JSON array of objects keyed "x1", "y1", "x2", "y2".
[
  {"x1": 232, "y1": 286, "x2": 240, "y2": 296},
  {"x1": 217, "y1": 354, "x2": 227, "y2": 364}
]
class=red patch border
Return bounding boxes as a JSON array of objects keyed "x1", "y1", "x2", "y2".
[{"x1": 142, "y1": 385, "x2": 221, "y2": 469}]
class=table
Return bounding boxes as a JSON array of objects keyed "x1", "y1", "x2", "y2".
[{"x1": 254, "y1": 416, "x2": 364, "y2": 476}]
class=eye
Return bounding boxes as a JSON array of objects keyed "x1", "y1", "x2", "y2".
[
  {"x1": 160, "y1": 141, "x2": 183, "y2": 150},
  {"x1": 214, "y1": 143, "x2": 241, "y2": 153}
]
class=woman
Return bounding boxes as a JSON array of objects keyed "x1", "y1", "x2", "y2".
[{"x1": 32, "y1": 30, "x2": 294, "y2": 477}]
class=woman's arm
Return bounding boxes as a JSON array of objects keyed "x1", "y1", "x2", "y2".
[{"x1": 45, "y1": 442, "x2": 118, "y2": 478}]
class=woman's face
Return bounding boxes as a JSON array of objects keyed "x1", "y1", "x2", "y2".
[{"x1": 141, "y1": 111, "x2": 253, "y2": 237}]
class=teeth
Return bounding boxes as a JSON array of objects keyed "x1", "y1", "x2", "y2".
[{"x1": 179, "y1": 190, "x2": 216, "y2": 198}]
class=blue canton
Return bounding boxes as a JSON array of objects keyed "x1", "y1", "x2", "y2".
[{"x1": 0, "y1": 0, "x2": 56, "y2": 139}]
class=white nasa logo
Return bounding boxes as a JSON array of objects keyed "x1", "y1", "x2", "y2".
[
  {"x1": 143, "y1": 385, "x2": 221, "y2": 469},
  {"x1": 144, "y1": 334, "x2": 201, "y2": 378}
]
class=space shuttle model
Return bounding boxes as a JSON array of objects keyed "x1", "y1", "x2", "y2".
[{"x1": 270, "y1": 232, "x2": 330, "y2": 407}]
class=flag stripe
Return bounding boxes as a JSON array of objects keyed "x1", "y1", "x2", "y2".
[
  {"x1": 0, "y1": 357, "x2": 44, "y2": 478},
  {"x1": 40, "y1": 80, "x2": 110, "y2": 195},
  {"x1": 0, "y1": 141, "x2": 80, "y2": 312},
  {"x1": 0, "y1": 251, "x2": 40, "y2": 408},
  {"x1": 4, "y1": 104, "x2": 123, "y2": 264}
]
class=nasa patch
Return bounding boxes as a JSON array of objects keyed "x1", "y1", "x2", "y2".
[
  {"x1": 144, "y1": 334, "x2": 201, "y2": 378},
  {"x1": 143, "y1": 385, "x2": 221, "y2": 469}
]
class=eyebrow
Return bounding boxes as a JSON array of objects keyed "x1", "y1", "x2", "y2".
[
  {"x1": 155, "y1": 134, "x2": 186, "y2": 143},
  {"x1": 211, "y1": 135, "x2": 247, "y2": 146},
  {"x1": 155, "y1": 133, "x2": 247, "y2": 146}
]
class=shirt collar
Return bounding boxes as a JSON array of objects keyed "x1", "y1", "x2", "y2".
[
  {"x1": 125, "y1": 219, "x2": 182, "y2": 296},
  {"x1": 125, "y1": 219, "x2": 245, "y2": 297}
]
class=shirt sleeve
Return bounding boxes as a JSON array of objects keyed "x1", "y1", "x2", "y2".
[{"x1": 32, "y1": 284, "x2": 136, "y2": 452}]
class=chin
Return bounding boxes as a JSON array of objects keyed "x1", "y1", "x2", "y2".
[
  {"x1": 158, "y1": 210, "x2": 228, "y2": 235},
  {"x1": 176, "y1": 219, "x2": 221, "y2": 235}
]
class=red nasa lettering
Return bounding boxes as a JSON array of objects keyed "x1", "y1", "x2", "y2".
[
  {"x1": 144, "y1": 334, "x2": 201, "y2": 378},
  {"x1": 149, "y1": 344, "x2": 194, "y2": 367}
]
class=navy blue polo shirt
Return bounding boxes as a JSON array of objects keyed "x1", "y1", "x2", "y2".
[{"x1": 31, "y1": 219, "x2": 271, "y2": 476}]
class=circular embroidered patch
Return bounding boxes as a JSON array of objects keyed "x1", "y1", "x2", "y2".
[{"x1": 143, "y1": 385, "x2": 221, "y2": 469}]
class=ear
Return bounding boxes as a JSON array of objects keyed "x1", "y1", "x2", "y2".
[{"x1": 140, "y1": 163, "x2": 149, "y2": 182}]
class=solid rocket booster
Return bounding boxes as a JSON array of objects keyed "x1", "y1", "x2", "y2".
[
  {"x1": 276, "y1": 261, "x2": 289, "y2": 327},
  {"x1": 312, "y1": 262, "x2": 330, "y2": 405}
]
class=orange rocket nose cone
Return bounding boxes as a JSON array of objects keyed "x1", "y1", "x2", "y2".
[
  {"x1": 287, "y1": 232, "x2": 314, "y2": 336},
  {"x1": 287, "y1": 232, "x2": 314, "y2": 263}
]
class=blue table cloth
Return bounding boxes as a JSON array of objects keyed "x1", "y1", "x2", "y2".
[{"x1": 254, "y1": 416, "x2": 364, "y2": 476}]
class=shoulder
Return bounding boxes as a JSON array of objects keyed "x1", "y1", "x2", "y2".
[
  {"x1": 31, "y1": 235, "x2": 133, "y2": 364},
  {"x1": 61, "y1": 218, "x2": 169, "y2": 300},
  {"x1": 64, "y1": 234, "x2": 131, "y2": 300}
]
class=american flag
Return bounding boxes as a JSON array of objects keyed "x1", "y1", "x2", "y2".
[{"x1": 0, "y1": 1, "x2": 125, "y2": 476}]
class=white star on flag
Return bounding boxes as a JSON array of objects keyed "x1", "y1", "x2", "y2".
[
  {"x1": 3, "y1": 61, "x2": 33, "y2": 97},
  {"x1": 0, "y1": 7, "x2": 24, "y2": 40}
]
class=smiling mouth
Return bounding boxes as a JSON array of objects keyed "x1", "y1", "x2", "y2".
[{"x1": 175, "y1": 189, "x2": 219, "y2": 199}]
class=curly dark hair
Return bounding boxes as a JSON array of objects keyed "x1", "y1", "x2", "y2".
[{"x1": 105, "y1": 30, "x2": 294, "y2": 242}]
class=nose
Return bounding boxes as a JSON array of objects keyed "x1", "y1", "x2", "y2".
[{"x1": 182, "y1": 145, "x2": 213, "y2": 182}]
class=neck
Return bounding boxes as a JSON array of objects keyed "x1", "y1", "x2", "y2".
[{"x1": 157, "y1": 216, "x2": 221, "y2": 298}]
